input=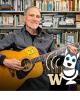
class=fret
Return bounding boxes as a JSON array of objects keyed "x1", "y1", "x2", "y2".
[{"x1": 31, "y1": 46, "x2": 67, "y2": 64}]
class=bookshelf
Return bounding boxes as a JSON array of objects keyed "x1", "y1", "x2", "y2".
[
  {"x1": 0, "y1": 0, "x2": 80, "y2": 47},
  {"x1": 0, "y1": 0, "x2": 80, "y2": 90},
  {"x1": 0, "y1": 0, "x2": 80, "y2": 42},
  {"x1": 35, "y1": 0, "x2": 80, "y2": 47},
  {"x1": 0, "y1": 0, "x2": 34, "y2": 36}
]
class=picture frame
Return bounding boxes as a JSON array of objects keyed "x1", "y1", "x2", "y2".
[{"x1": 62, "y1": 31, "x2": 78, "y2": 45}]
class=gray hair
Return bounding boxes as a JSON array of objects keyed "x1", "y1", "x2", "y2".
[{"x1": 24, "y1": 6, "x2": 40, "y2": 16}]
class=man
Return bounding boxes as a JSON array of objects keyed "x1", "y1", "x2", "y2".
[{"x1": 0, "y1": 6, "x2": 78, "y2": 90}]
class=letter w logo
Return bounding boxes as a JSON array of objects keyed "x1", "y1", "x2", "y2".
[{"x1": 47, "y1": 73, "x2": 63, "y2": 85}]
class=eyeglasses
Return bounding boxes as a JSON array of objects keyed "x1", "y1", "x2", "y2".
[{"x1": 29, "y1": 14, "x2": 41, "y2": 19}]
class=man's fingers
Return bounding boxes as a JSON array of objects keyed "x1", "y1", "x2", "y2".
[{"x1": 68, "y1": 45, "x2": 78, "y2": 54}]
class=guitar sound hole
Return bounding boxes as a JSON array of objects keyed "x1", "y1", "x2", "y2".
[
  {"x1": 21, "y1": 58, "x2": 33, "y2": 71},
  {"x1": 16, "y1": 59, "x2": 33, "y2": 79}
]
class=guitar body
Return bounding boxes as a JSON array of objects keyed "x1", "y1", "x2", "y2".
[{"x1": 0, "y1": 46, "x2": 43, "y2": 90}]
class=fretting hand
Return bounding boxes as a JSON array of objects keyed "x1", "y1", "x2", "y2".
[{"x1": 68, "y1": 45, "x2": 78, "y2": 54}]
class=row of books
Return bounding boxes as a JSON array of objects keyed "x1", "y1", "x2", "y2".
[
  {"x1": 0, "y1": 0, "x2": 33, "y2": 11},
  {"x1": 14, "y1": 0, "x2": 33, "y2": 11},
  {"x1": 50, "y1": 31, "x2": 79, "y2": 47},
  {"x1": 0, "y1": 0, "x2": 80, "y2": 12},
  {"x1": 0, "y1": 29, "x2": 79, "y2": 47},
  {"x1": 36, "y1": 0, "x2": 80, "y2": 11},
  {"x1": 0, "y1": 0, "x2": 12, "y2": 6},
  {"x1": 0, "y1": 14, "x2": 24, "y2": 26},
  {"x1": 0, "y1": 14, "x2": 80, "y2": 28},
  {"x1": 41, "y1": 14, "x2": 80, "y2": 28}
]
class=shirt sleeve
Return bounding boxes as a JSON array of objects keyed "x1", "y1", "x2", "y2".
[
  {"x1": 0, "y1": 33, "x2": 15, "y2": 50},
  {"x1": 0, "y1": 55, "x2": 6, "y2": 65},
  {"x1": 0, "y1": 33, "x2": 15, "y2": 65}
]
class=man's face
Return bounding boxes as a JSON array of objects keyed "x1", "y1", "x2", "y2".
[{"x1": 25, "y1": 8, "x2": 41, "y2": 30}]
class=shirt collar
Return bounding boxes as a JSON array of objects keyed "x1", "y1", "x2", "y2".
[{"x1": 22, "y1": 25, "x2": 43, "y2": 36}]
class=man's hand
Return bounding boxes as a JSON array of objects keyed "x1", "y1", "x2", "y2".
[
  {"x1": 68, "y1": 45, "x2": 78, "y2": 54},
  {"x1": 3, "y1": 59, "x2": 23, "y2": 70}
]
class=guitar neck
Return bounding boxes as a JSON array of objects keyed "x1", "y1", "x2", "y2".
[{"x1": 31, "y1": 46, "x2": 67, "y2": 64}]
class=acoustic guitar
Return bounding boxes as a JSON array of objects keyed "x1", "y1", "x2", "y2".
[{"x1": 0, "y1": 46, "x2": 67, "y2": 90}]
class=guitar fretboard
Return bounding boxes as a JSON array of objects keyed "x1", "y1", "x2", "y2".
[{"x1": 31, "y1": 46, "x2": 67, "y2": 64}]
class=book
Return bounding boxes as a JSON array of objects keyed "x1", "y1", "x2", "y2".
[
  {"x1": 75, "y1": 0, "x2": 78, "y2": 11},
  {"x1": 55, "y1": 0, "x2": 61, "y2": 11},
  {"x1": 48, "y1": 0, "x2": 53, "y2": 11},
  {"x1": 69, "y1": 0, "x2": 72, "y2": 11},
  {"x1": 8, "y1": 15, "x2": 14, "y2": 25},
  {"x1": 36, "y1": 0, "x2": 42, "y2": 11},
  {"x1": 0, "y1": 16, "x2": 3, "y2": 25},
  {"x1": 42, "y1": 15, "x2": 53, "y2": 27},
  {"x1": 61, "y1": 0, "x2": 66, "y2": 11},
  {"x1": 41, "y1": 0, "x2": 48, "y2": 11},
  {"x1": 62, "y1": 31, "x2": 78, "y2": 45}
]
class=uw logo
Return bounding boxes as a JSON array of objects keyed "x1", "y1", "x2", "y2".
[
  {"x1": 47, "y1": 73, "x2": 63, "y2": 85},
  {"x1": 46, "y1": 49, "x2": 79, "y2": 85},
  {"x1": 46, "y1": 52, "x2": 63, "y2": 85}
]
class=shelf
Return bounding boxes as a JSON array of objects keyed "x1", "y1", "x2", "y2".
[
  {"x1": 42, "y1": 27, "x2": 80, "y2": 30},
  {"x1": 0, "y1": 26, "x2": 23, "y2": 30},
  {"x1": 41, "y1": 11, "x2": 80, "y2": 14},
  {"x1": 0, "y1": 26, "x2": 80, "y2": 30},
  {"x1": 0, "y1": 10, "x2": 80, "y2": 14},
  {"x1": 0, "y1": 10, "x2": 24, "y2": 14}
]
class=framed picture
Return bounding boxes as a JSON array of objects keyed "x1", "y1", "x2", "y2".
[{"x1": 62, "y1": 31, "x2": 78, "y2": 45}]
